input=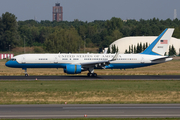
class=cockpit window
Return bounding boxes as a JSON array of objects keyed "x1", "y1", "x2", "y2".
[{"x1": 11, "y1": 58, "x2": 16, "y2": 61}]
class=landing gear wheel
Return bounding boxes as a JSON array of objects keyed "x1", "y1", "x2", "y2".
[
  {"x1": 93, "y1": 73, "x2": 97, "y2": 77},
  {"x1": 87, "y1": 73, "x2": 93, "y2": 77},
  {"x1": 87, "y1": 73, "x2": 97, "y2": 77},
  {"x1": 87, "y1": 68, "x2": 97, "y2": 77},
  {"x1": 23, "y1": 68, "x2": 28, "y2": 77}
]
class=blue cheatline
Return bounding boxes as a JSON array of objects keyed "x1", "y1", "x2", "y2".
[{"x1": 6, "y1": 60, "x2": 156, "y2": 69}]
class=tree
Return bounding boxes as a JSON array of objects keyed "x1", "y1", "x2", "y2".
[
  {"x1": 146, "y1": 42, "x2": 148, "y2": 49},
  {"x1": 137, "y1": 43, "x2": 140, "y2": 53},
  {"x1": 111, "y1": 29, "x2": 123, "y2": 41},
  {"x1": 1, "y1": 14, "x2": 180, "y2": 53},
  {"x1": 0, "y1": 17, "x2": 3, "y2": 49},
  {"x1": 0, "y1": 12, "x2": 19, "y2": 51},
  {"x1": 131, "y1": 45, "x2": 133, "y2": 53},
  {"x1": 105, "y1": 17, "x2": 123, "y2": 35},
  {"x1": 111, "y1": 44, "x2": 117, "y2": 53},
  {"x1": 38, "y1": 27, "x2": 52, "y2": 44},
  {"x1": 134, "y1": 45, "x2": 137, "y2": 53},
  {"x1": 139, "y1": 43, "x2": 142, "y2": 53},
  {"x1": 169, "y1": 45, "x2": 176, "y2": 56},
  {"x1": 116, "y1": 46, "x2": 119, "y2": 53},
  {"x1": 101, "y1": 36, "x2": 113, "y2": 48},
  {"x1": 44, "y1": 27, "x2": 82, "y2": 53},
  {"x1": 143, "y1": 43, "x2": 146, "y2": 51},
  {"x1": 173, "y1": 25, "x2": 180, "y2": 38},
  {"x1": 78, "y1": 25, "x2": 87, "y2": 39},
  {"x1": 125, "y1": 49, "x2": 128, "y2": 54},
  {"x1": 107, "y1": 46, "x2": 110, "y2": 53},
  {"x1": 171, "y1": 45, "x2": 176, "y2": 55}
]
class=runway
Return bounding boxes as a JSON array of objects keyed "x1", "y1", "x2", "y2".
[
  {"x1": 0, "y1": 75, "x2": 180, "y2": 80},
  {"x1": 1, "y1": 104, "x2": 180, "y2": 118}
]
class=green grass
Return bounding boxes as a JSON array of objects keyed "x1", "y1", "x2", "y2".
[
  {"x1": 1, "y1": 80, "x2": 180, "y2": 92},
  {"x1": 1, "y1": 80, "x2": 180, "y2": 104}
]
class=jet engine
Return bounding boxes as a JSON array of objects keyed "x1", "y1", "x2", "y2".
[{"x1": 64, "y1": 64, "x2": 82, "y2": 74}]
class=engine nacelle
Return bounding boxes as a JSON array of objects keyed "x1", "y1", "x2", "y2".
[{"x1": 64, "y1": 64, "x2": 82, "y2": 74}]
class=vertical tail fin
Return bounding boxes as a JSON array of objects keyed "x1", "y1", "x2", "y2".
[{"x1": 141, "y1": 28, "x2": 174, "y2": 56}]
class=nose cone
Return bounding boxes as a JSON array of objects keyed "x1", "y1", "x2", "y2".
[
  {"x1": 5, "y1": 61, "x2": 16, "y2": 67},
  {"x1": 5, "y1": 61, "x2": 11, "y2": 67},
  {"x1": 5, "y1": 60, "x2": 19, "y2": 68}
]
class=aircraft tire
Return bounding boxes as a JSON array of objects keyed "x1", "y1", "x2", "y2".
[
  {"x1": 87, "y1": 73, "x2": 90, "y2": 77},
  {"x1": 87, "y1": 73, "x2": 93, "y2": 77},
  {"x1": 25, "y1": 74, "x2": 29, "y2": 77},
  {"x1": 93, "y1": 73, "x2": 97, "y2": 77},
  {"x1": 87, "y1": 73, "x2": 97, "y2": 77}
]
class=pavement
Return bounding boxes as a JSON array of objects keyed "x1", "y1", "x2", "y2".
[{"x1": 1, "y1": 104, "x2": 180, "y2": 118}]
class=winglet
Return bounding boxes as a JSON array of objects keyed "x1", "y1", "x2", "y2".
[
  {"x1": 103, "y1": 48, "x2": 108, "y2": 54},
  {"x1": 111, "y1": 52, "x2": 119, "y2": 61},
  {"x1": 141, "y1": 28, "x2": 174, "y2": 56}
]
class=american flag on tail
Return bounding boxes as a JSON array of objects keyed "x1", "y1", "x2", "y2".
[{"x1": 160, "y1": 40, "x2": 168, "y2": 44}]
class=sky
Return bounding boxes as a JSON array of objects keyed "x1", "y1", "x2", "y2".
[{"x1": 0, "y1": 0, "x2": 180, "y2": 22}]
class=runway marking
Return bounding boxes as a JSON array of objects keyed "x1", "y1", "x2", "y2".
[
  {"x1": 63, "y1": 107, "x2": 180, "y2": 109},
  {"x1": 1, "y1": 114, "x2": 180, "y2": 118},
  {"x1": 1, "y1": 104, "x2": 180, "y2": 118}
]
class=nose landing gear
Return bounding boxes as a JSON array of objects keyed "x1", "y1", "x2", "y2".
[{"x1": 23, "y1": 68, "x2": 29, "y2": 77}]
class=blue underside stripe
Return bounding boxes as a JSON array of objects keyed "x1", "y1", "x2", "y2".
[{"x1": 6, "y1": 61, "x2": 156, "y2": 69}]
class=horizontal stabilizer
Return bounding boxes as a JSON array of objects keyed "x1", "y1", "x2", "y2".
[
  {"x1": 151, "y1": 57, "x2": 173, "y2": 63},
  {"x1": 151, "y1": 56, "x2": 169, "y2": 61}
]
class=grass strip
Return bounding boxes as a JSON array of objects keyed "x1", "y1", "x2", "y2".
[{"x1": 0, "y1": 80, "x2": 180, "y2": 104}]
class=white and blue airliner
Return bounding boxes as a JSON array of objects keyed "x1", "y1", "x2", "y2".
[{"x1": 5, "y1": 28, "x2": 174, "y2": 77}]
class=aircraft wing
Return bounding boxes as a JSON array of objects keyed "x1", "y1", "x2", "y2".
[
  {"x1": 81, "y1": 60, "x2": 109, "y2": 68},
  {"x1": 110, "y1": 52, "x2": 119, "y2": 61},
  {"x1": 80, "y1": 52, "x2": 119, "y2": 69}
]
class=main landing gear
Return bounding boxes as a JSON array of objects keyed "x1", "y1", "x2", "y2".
[
  {"x1": 87, "y1": 73, "x2": 97, "y2": 77},
  {"x1": 87, "y1": 68, "x2": 97, "y2": 77},
  {"x1": 23, "y1": 68, "x2": 29, "y2": 77}
]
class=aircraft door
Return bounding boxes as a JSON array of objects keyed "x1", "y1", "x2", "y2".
[
  {"x1": 54, "y1": 56, "x2": 58, "y2": 63},
  {"x1": 22, "y1": 56, "x2": 26, "y2": 63},
  {"x1": 141, "y1": 57, "x2": 144, "y2": 63}
]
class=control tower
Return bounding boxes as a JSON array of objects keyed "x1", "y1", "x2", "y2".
[{"x1": 52, "y1": 3, "x2": 63, "y2": 21}]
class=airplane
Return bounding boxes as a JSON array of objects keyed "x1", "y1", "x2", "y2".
[{"x1": 5, "y1": 28, "x2": 174, "y2": 77}]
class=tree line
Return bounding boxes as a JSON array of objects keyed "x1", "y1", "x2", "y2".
[
  {"x1": 125, "y1": 43, "x2": 177, "y2": 56},
  {"x1": 1, "y1": 12, "x2": 180, "y2": 54},
  {"x1": 125, "y1": 43, "x2": 149, "y2": 54}
]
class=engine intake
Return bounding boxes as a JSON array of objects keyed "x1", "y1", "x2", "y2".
[{"x1": 64, "y1": 64, "x2": 81, "y2": 74}]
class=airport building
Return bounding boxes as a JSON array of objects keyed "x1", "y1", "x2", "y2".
[
  {"x1": 52, "y1": 3, "x2": 63, "y2": 21},
  {"x1": 109, "y1": 36, "x2": 180, "y2": 55}
]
